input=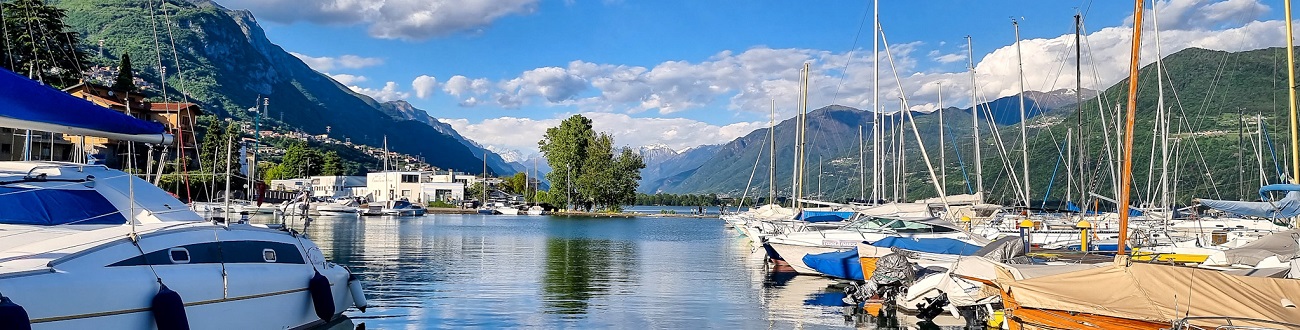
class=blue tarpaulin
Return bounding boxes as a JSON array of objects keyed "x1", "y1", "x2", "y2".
[
  {"x1": 870, "y1": 237, "x2": 982, "y2": 255},
  {"x1": 0, "y1": 67, "x2": 166, "y2": 137},
  {"x1": 803, "y1": 248, "x2": 864, "y2": 280},
  {"x1": 802, "y1": 215, "x2": 845, "y2": 223},
  {"x1": 1198, "y1": 184, "x2": 1300, "y2": 219},
  {"x1": 797, "y1": 210, "x2": 855, "y2": 221},
  {"x1": 0, "y1": 187, "x2": 127, "y2": 225}
]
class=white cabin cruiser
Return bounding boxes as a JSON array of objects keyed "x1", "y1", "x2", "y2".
[
  {"x1": 0, "y1": 68, "x2": 365, "y2": 329},
  {"x1": 765, "y1": 215, "x2": 985, "y2": 275}
]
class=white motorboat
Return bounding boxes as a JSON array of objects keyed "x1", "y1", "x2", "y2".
[
  {"x1": 495, "y1": 206, "x2": 520, "y2": 215},
  {"x1": 764, "y1": 215, "x2": 985, "y2": 275},
  {"x1": 0, "y1": 68, "x2": 365, "y2": 329},
  {"x1": 380, "y1": 199, "x2": 426, "y2": 216},
  {"x1": 317, "y1": 197, "x2": 361, "y2": 215},
  {"x1": 0, "y1": 163, "x2": 366, "y2": 330},
  {"x1": 526, "y1": 206, "x2": 546, "y2": 215}
]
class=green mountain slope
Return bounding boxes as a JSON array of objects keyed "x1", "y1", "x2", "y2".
[
  {"x1": 53, "y1": 0, "x2": 510, "y2": 175},
  {"x1": 663, "y1": 47, "x2": 1290, "y2": 206}
]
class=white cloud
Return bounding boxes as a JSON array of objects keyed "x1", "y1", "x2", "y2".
[
  {"x1": 291, "y1": 52, "x2": 384, "y2": 72},
  {"x1": 350, "y1": 81, "x2": 411, "y2": 102},
  {"x1": 439, "y1": 114, "x2": 764, "y2": 154},
  {"x1": 412, "y1": 75, "x2": 438, "y2": 99},
  {"x1": 223, "y1": 0, "x2": 538, "y2": 40},
  {"x1": 328, "y1": 73, "x2": 367, "y2": 85}
]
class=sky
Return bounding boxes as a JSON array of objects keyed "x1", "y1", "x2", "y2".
[{"x1": 214, "y1": 0, "x2": 1289, "y2": 158}]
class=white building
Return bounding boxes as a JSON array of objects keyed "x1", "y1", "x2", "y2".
[
  {"x1": 366, "y1": 171, "x2": 466, "y2": 203},
  {"x1": 269, "y1": 178, "x2": 311, "y2": 192},
  {"x1": 310, "y1": 176, "x2": 366, "y2": 198}
]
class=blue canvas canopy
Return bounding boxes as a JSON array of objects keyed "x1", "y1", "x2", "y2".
[
  {"x1": 0, "y1": 67, "x2": 171, "y2": 144},
  {"x1": 802, "y1": 215, "x2": 845, "y2": 223},
  {"x1": 803, "y1": 248, "x2": 863, "y2": 280},
  {"x1": 1198, "y1": 184, "x2": 1300, "y2": 219},
  {"x1": 0, "y1": 187, "x2": 127, "y2": 225},
  {"x1": 798, "y1": 210, "x2": 855, "y2": 221},
  {"x1": 870, "y1": 237, "x2": 982, "y2": 255}
]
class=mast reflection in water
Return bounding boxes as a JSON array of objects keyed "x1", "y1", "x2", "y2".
[{"x1": 264, "y1": 213, "x2": 887, "y2": 329}]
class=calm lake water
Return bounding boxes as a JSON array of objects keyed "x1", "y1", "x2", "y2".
[{"x1": 270, "y1": 213, "x2": 912, "y2": 329}]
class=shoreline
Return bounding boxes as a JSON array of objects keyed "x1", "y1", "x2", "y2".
[{"x1": 423, "y1": 207, "x2": 720, "y2": 218}]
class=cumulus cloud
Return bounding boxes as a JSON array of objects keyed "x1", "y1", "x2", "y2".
[
  {"x1": 328, "y1": 73, "x2": 367, "y2": 85},
  {"x1": 439, "y1": 114, "x2": 765, "y2": 154},
  {"x1": 291, "y1": 52, "x2": 384, "y2": 72},
  {"x1": 431, "y1": 0, "x2": 1277, "y2": 118},
  {"x1": 223, "y1": 0, "x2": 538, "y2": 40},
  {"x1": 412, "y1": 75, "x2": 438, "y2": 99},
  {"x1": 350, "y1": 81, "x2": 411, "y2": 102}
]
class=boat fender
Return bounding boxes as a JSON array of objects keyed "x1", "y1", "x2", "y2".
[
  {"x1": 0, "y1": 296, "x2": 31, "y2": 330},
  {"x1": 309, "y1": 271, "x2": 336, "y2": 322},
  {"x1": 348, "y1": 274, "x2": 368, "y2": 312},
  {"x1": 151, "y1": 284, "x2": 190, "y2": 330}
]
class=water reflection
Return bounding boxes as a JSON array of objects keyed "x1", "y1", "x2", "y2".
[
  {"x1": 261, "y1": 213, "x2": 926, "y2": 329},
  {"x1": 541, "y1": 238, "x2": 637, "y2": 315}
]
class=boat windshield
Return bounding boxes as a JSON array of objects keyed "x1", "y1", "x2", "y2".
[
  {"x1": 0, "y1": 186, "x2": 127, "y2": 225},
  {"x1": 842, "y1": 216, "x2": 958, "y2": 233}
]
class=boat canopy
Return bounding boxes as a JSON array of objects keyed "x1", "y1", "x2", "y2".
[
  {"x1": 802, "y1": 248, "x2": 864, "y2": 280},
  {"x1": 1197, "y1": 187, "x2": 1300, "y2": 219},
  {"x1": 870, "y1": 237, "x2": 981, "y2": 255},
  {"x1": 1204, "y1": 229, "x2": 1300, "y2": 267},
  {"x1": 995, "y1": 259, "x2": 1300, "y2": 327},
  {"x1": 0, "y1": 186, "x2": 127, "y2": 225},
  {"x1": 0, "y1": 67, "x2": 171, "y2": 144}
]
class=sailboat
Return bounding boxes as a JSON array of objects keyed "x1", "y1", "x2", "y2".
[
  {"x1": 0, "y1": 67, "x2": 365, "y2": 329},
  {"x1": 969, "y1": 2, "x2": 1300, "y2": 328}
]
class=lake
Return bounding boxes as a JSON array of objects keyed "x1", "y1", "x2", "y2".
[{"x1": 275, "y1": 213, "x2": 910, "y2": 329}]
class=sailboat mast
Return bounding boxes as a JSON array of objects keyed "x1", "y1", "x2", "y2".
[
  {"x1": 859, "y1": 124, "x2": 865, "y2": 200},
  {"x1": 938, "y1": 82, "x2": 946, "y2": 196},
  {"x1": 770, "y1": 99, "x2": 777, "y2": 205},
  {"x1": 797, "y1": 62, "x2": 810, "y2": 210},
  {"x1": 1154, "y1": 1, "x2": 1171, "y2": 214},
  {"x1": 968, "y1": 36, "x2": 983, "y2": 199},
  {"x1": 1074, "y1": 14, "x2": 1085, "y2": 209},
  {"x1": 1014, "y1": 19, "x2": 1031, "y2": 209},
  {"x1": 871, "y1": 0, "x2": 881, "y2": 203},
  {"x1": 1118, "y1": 0, "x2": 1145, "y2": 254},
  {"x1": 1287, "y1": 0, "x2": 1299, "y2": 183}
]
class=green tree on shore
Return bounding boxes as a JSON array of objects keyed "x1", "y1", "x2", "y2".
[
  {"x1": 539, "y1": 115, "x2": 644, "y2": 212},
  {"x1": 0, "y1": 0, "x2": 87, "y2": 88},
  {"x1": 111, "y1": 52, "x2": 135, "y2": 92}
]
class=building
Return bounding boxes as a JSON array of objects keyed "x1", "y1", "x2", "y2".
[
  {"x1": 269, "y1": 178, "x2": 312, "y2": 192},
  {"x1": 310, "y1": 176, "x2": 366, "y2": 198},
  {"x1": 0, "y1": 129, "x2": 74, "y2": 162},
  {"x1": 62, "y1": 82, "x2": 201, "y2": 169},
  {"x1": 366, "y1": 171, "x2": 465, "y2": 204}
]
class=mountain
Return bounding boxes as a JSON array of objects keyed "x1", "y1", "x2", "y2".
[
  {"x1": 658, "y1": 46, "x2": 1290, "y2": 205},
  {"x1": 376, "y1": 101, "x2": 518, "y2": 175},
  {"x1": 54, "y1": 0, "x2": 508, "y2": 175},
  {"x1": 639, "y1": 144, "x2": 679, "y2": 168},
  {"x1": 638, "y1": 144, "x2": 720, "y2": 193}
]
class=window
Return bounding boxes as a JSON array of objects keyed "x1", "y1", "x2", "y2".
[
  {"x1": 169, "y1": 248, "x2": 190, "y2": 264},
  {"x1": 0, "y1": 144, "x2": 10, "y2": 154},
  {"x1": 401, "y1": 174, "x2": 419, "y2": 183},
  {"x1": 401, "y1": 189, "x2": 411, "y2": 197},
  {"x1": 262, "y1": 249, "x2": 277, "y2": 262}
]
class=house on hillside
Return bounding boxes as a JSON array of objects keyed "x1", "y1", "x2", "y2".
[{"x1": 62, "y1": 82, "x2": 202, "y2": 169}]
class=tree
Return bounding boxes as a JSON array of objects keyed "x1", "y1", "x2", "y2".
[
  {"x1": 502, "y1": 172, "x2": 527, "y2": 195},
  {"x1": 197, "y1": 118, "x2": 240, "y2": 180},
  {"x1": 280, "y1": 142, "x2": 323, "y2": 178},
  {"x1": 539, "y1": 115, "x2": 594, "y2": 209},
  {"x1": 0, "y1": 0, "x2": 88, "y2": 88},
  {"x1": 111, "y1": 52, "x2": 135, "y2": 92},
  {"x1": 538, "y1": 115, "x2": 644, "y2": 212},
  {"x1": 321, "y1": 150, "x2": 343, "y2": 176},
  {"x1": 466, "y1": 182, "x2": 484, "y2": 202}
]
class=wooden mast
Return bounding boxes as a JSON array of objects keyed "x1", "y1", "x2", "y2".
[{"x1": 1117, "y1": 0, "x2": 1145, "y2": 254}]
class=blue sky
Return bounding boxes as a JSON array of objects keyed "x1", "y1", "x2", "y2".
[{"x1": 218, "y1": 0, "x2": 1287, "y2": 156}]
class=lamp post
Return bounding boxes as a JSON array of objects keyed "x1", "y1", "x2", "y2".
[{"x1": 248, "y1": 97, "x2": 266, "y2": 201}]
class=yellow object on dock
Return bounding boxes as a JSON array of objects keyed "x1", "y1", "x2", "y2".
[
  {"x1": 1130, "y1": 250, "x2": 1209, "y2": 264},
  {"x1": 987, "y1": 310, "x2": 1005, "y2": 328}
]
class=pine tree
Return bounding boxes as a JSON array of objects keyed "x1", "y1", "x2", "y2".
[
  {"x1": 111, "y1": 53, "x2": 135, "y2": 92},
  {"x1": 0, "y1": 0, "x2": 87, "y2": 88}
]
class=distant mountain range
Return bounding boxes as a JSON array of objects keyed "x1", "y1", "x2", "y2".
[
  {"x1": 54, "y1": 0, "x2": 516, "y2": 175},
  {"x1": 645, "y1": 47, "x2": 1288, "y2": 205}
]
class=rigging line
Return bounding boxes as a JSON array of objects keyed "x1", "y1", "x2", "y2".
[
  {"x1": 1164, "y1": 54, "x2": 1227, "y2": 199},
  {"x1": 736, "y1": 122, "x2": 770, "y2": 211},
  {"x1": 157, "y1": 0, "x2": 197, "y2": 200},
  {"x1": 829, "y1": 2, "x2": 873, "y2": 102},
  {"x1": 0, "y1": 1, "x2": 15, "y2": 69}
]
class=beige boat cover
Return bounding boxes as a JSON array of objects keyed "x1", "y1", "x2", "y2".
[
  {"x1": 914, "y1": 192, "x2": 984, "y2": 205},
  {"x1": 912, "y1": 257, "x2": 1101, "y2": 307},
  {"x1": 998, "y1": 259, "x2": 1300, "y2": 325},
  {"x1": 1203, "y1": 229, "x2": 1300, "y2": 267}
]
